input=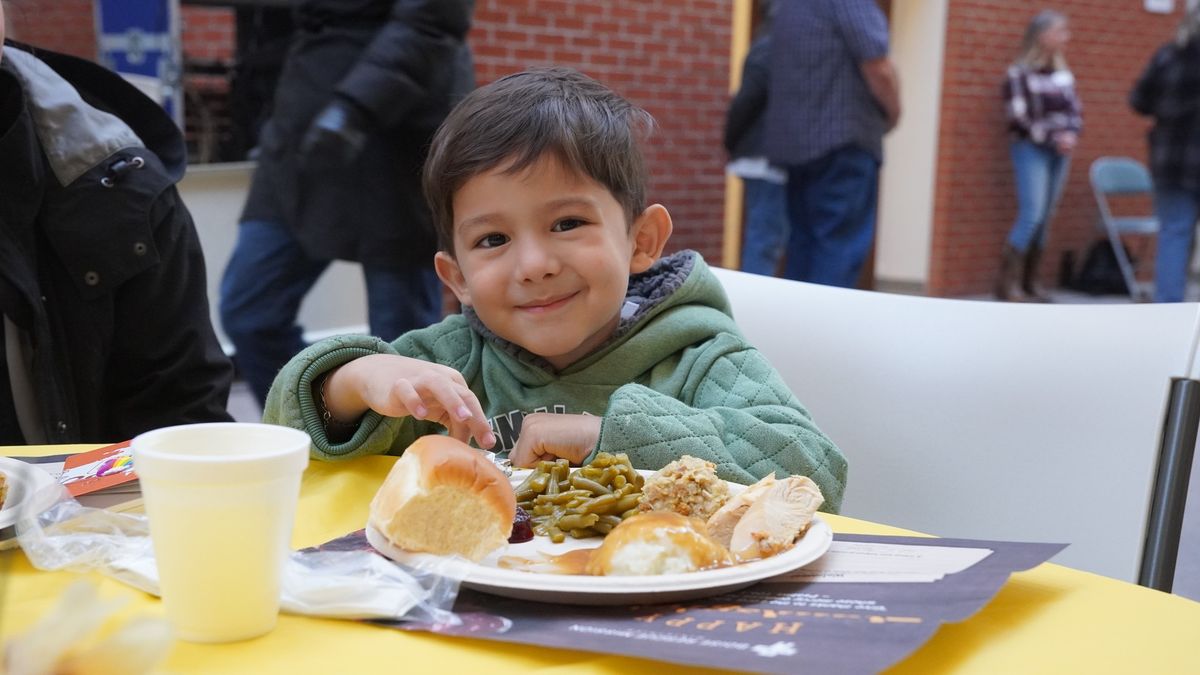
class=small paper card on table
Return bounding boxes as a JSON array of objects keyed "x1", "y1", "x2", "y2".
[
  {"x1": 59, "y1": 441, "x2": 137, "y2": 498},
  {"x1": 771, "y1": 540, "x2": 993, "y2": 583}
]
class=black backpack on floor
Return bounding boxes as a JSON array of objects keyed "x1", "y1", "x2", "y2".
[{"x1": 1067, "y1": 240, "x2": 1135, "y2": 296}]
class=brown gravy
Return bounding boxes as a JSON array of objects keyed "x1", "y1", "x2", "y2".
[{"x1": 499, "y1": 547, "x2": 597, "y2": 575}]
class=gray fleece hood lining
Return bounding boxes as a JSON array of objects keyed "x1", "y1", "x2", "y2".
[{"x1": 4, "y1": 48, "x2": 142, "y2": 187}]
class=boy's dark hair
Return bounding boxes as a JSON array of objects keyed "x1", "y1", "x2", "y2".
[{"x1": 422, "y1": 66, "x2": 655, "y2": 254}]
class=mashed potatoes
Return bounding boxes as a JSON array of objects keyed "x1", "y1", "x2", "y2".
[{"x1": 586, "y1": 512, "x2": 733, "y2": 575}]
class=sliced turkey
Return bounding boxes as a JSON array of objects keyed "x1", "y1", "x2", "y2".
[
  {"x1": 705, "y1": 473, "x2": 778, "y2": 548},
  {"x1": 728, "y1": 476, "x2": 824, "y2": 559}
]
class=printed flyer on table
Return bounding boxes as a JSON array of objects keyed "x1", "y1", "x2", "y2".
[{"x1": 310, "y1": 531, "x2": 1064, "y2": 674}]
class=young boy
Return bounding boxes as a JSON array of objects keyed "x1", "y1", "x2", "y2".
[{"x1": 262, "y1": 67, "x2": 848, "y2": 511}]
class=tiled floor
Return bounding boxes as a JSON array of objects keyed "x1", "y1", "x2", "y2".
[{"x1": 225, "y1": 282, "x2": 1200, "y2": 602}]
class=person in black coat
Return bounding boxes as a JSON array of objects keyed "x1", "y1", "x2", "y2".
[
  {"x1": 1131, "y1": 5, "x2": 1200, "y2": 303},
  {"x1": 221, "y1": 0, "x2": 476, "y2": 405},
  {"x1": 724, "y1": 4, "x2": 787, "y2": 277},
  {"x1": 0, "y1": 32, "x2": 234, "y2": 443}
]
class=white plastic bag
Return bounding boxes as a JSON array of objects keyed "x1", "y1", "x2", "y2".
[{"x1": 15, "y1": 483, "x2": 465, "y2": 625}]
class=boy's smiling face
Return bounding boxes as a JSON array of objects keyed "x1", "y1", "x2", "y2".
[{"x1": 435, "y1": 154, "x2": 671, "y2": 370}]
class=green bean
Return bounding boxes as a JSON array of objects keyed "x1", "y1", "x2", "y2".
[
  {"x1": 619, "y1": 463, "x2": 640, "y2": 483},
  {"x1": 614, "y1": 493, "x2": 641, "y2": 513},
  {"x1": 577, "y1": 493, "x2": 618, "y2": 514},
  {"x1": 556, "y1": 513, "x2": 600, "y2": 531},
  {"x1": 551, "y1": 460, "x2": 570, "y2": 480},
  {"x1": 569, "y1": 473, "x2": 612, "y2": 495},
  {"x1": 528, "y1": 472, "x2": 549, "y2": 492},
  {"x1": 596, "y1": 514, "x2": 623, "y2": 529},
  {"x1": 535, "y1": 489, "x2": 590, "y2": 506},
  {"x1": 514, "y1": 452, "x2": 644, "y2": 540},
  {"x1": 531, "y1": 503, "x2": 565, "y2": 519}
]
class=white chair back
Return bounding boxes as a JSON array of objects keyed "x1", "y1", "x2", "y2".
[{"x1": 711, "y1": 267, "x2": 1200, "y2": 584}]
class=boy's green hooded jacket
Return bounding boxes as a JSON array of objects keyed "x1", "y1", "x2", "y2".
[{"x1": 263, "y1": 251, "x2": 847, "y2": 511}]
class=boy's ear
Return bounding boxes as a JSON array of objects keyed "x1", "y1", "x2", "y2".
[
  {"x1": 434, "y1": 251, "x2": 472, "y2": 306},
  {"x1": 629, "y1": 204, "x2": 673, "y2": 274}
]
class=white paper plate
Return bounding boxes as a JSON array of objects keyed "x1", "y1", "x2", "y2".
[
  {"x1": 366, "y1": 470, "x2": 833, "y2": 605},
  {"x1": 0, "y1": 457, "x2": 60, "y2": 530}
]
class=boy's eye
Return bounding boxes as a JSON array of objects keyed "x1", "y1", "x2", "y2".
[
  {"x1": 476, "y1": 233, "x2": 509, "y2": 249},
  {"x1": 552, "y1": 218, "x2": 586, "y2": 232}
]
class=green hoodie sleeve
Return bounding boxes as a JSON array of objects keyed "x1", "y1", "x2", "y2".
[
  {"x1": 594, "y1": 335, "x2": 847, "y2": 513},
  {"x1": 261, "y1": 334, "x2": 443, "y2": 460}
]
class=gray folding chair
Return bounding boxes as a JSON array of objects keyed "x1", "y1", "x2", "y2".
[{"x1": 1089, "y1": 157, "x2": 1160, "y2": 301}]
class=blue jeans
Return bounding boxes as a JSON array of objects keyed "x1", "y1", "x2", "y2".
[
  {"x1": 1007, "y1": 140, "x2": 1070, "y2": 251},
  {"x1": 782, "y1": 146, "x2": 880, "y2": 288},
  {"x1": 740, "y1": 178, "x2": 789, "y2": 276},
  {"x1": 220, "y1": 220, "x2": 441, "y2": 404},
  {"x1": 1152, "y1": 188, "x2": 1200, "y2": 303}
]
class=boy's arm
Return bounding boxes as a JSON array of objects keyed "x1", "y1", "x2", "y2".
[
  {"x1": 592, "y1": 337, "x2": 847, "y2": 513},
  {"x1": 261, "y1": 334, "x2": 442, "y2": 460},
  {"x1": 333, "y1": 0, "x2": 472, "y2": 129}
]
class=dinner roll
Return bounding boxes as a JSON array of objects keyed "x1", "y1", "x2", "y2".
[{"x1": 368, "y1": 435, "x2": 515, "y2": 562}]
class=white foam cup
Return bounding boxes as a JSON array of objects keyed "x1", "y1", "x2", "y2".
[{"x1": 131, "y1": 423, "x2": 310, "y2": 643}]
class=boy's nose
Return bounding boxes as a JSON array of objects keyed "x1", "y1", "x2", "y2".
[{"x1": 515, "y1": 240, "x2": 561, "y2": 282}]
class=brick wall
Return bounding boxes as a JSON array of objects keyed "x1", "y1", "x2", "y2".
[
  {"x1": 7, "y1": 0, "x2": 732, "y2": 262},
  {"x1": 6, "y1": 2, "x2": 233, "y2": 61},
  {"x1": 471, "y1": 0, "x2": 732, "y2": 258},
  {"x1": 932, "y1": 0, "x2": 1183, "y2": 296},
  {"x1": 5, "y1": 0, "x2": 95, "y2": 57},
  {"x1": 181, "y1": 5, "x2": 235, "y2": 62}
]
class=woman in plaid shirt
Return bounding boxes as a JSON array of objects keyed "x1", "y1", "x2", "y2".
[
  {"x1": 996, "y1": 11, "x2": 1082, "y2": 302},
  {"x1": 1132, "y1": 5, "x2": 1200, "y2": 304}
]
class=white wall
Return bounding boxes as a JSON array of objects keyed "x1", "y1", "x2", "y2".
[
  {"x1": 177, "y1": 162, "x2": 369, "y2": 353},
  {"x1": 875, "y1": 0, "x2": 949, "y2": 288}
]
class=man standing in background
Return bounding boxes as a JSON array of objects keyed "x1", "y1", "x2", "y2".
[
  {"x1": 725, "y1": 1, "x2": 788, "y2": 277},
  {"x1": 764, "y1": 0, "x2": 900, "y2": 288},
  {"x1": 221, "y1": 0, "x2": 475, "y2": 405}
]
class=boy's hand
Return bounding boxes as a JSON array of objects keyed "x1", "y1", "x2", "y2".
[
  {"x1": 327, "y1": 355, "x2": 495, "y2": 448},
  {"x1": 509, "y1": 413, "x2": 602, "y2": 467}
]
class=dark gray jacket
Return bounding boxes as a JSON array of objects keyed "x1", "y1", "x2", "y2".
[
  {"x1": 0, "y1": 44, "x2": 233, "y2": 443},
  {"x1": 241, "y1": 0, "x2": 475, "y2": 267},
  {"x1": 724, "y1": 36, "x2": 771, "y2": 160},
  {"x1": 1130, "y1": 39, "x2": 1200, "y2": 197}
]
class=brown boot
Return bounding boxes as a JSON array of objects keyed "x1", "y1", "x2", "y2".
[
  {"x1": 1022, "y1": 246, "x2": 1052, "y2": 303},
  {"x1": 994, "y1": 245, "x2": 1028, "y2": 302}
]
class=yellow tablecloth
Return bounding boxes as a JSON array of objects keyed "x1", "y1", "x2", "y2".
[{"x1": 4, "y1": 445, "x2": 1200, "y2": 674}]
